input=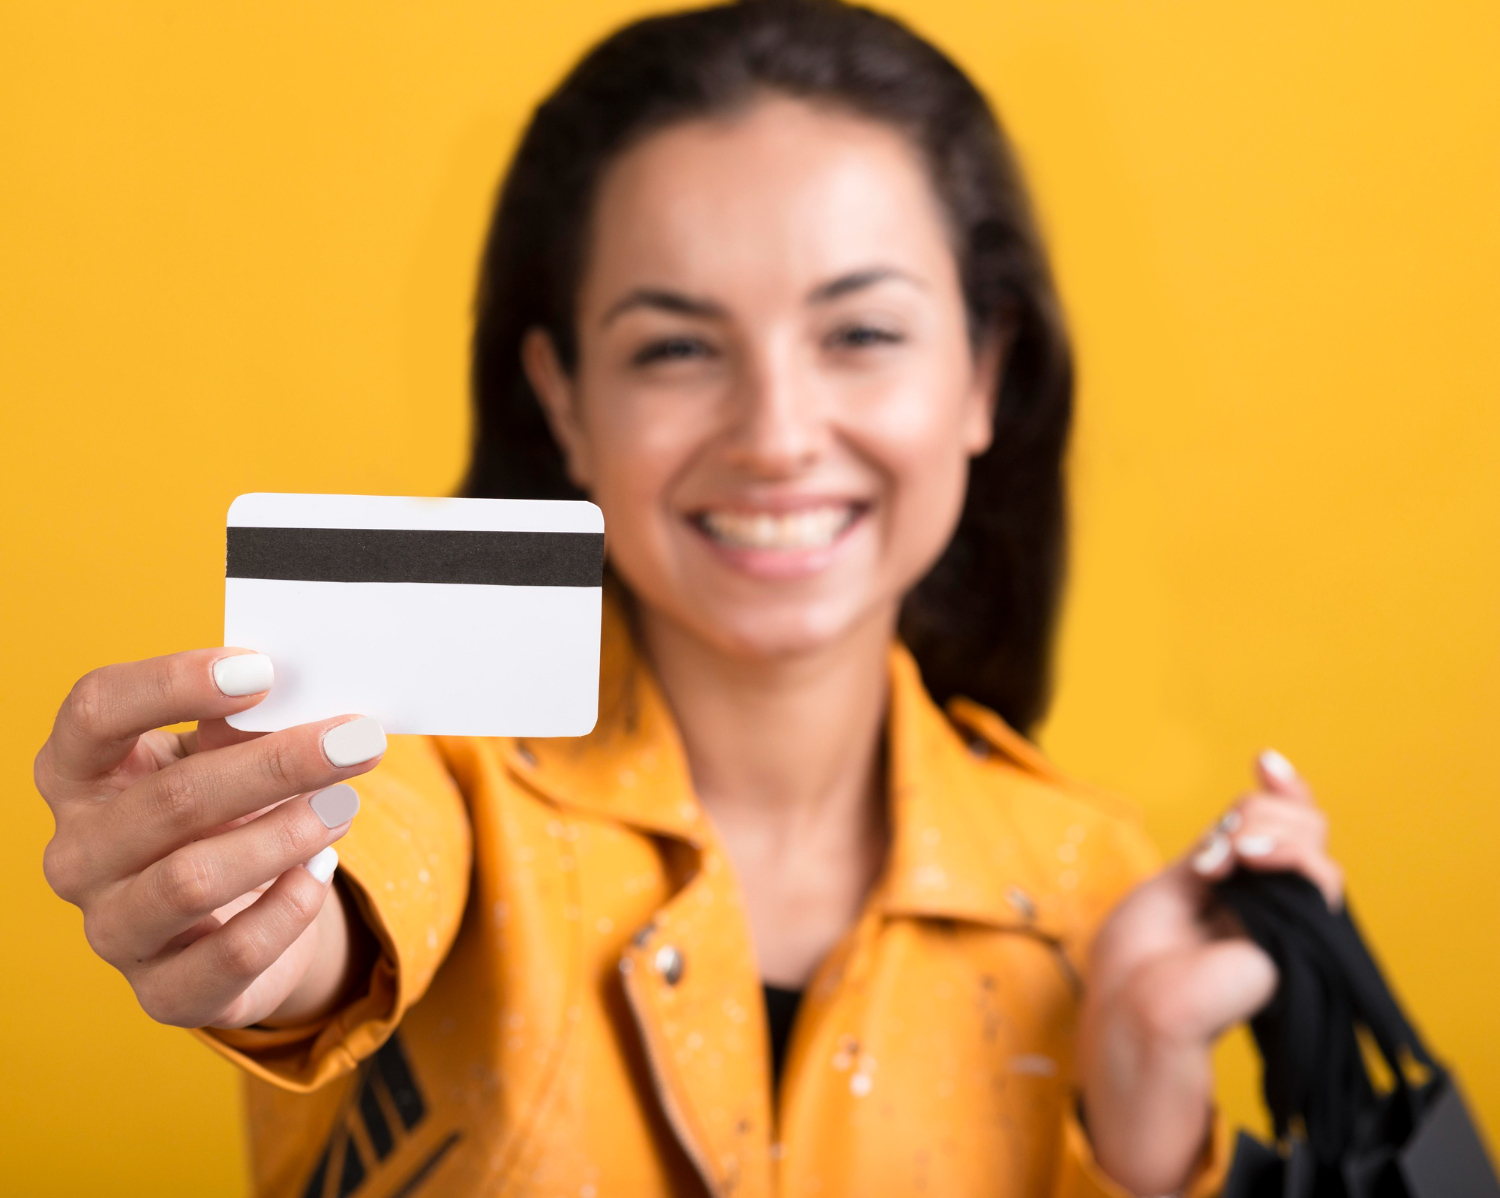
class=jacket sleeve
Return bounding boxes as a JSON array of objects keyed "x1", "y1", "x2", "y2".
[
  {"x1": 1055, "y1": 1110, "x2": 1230, "y2": 1198},
  {"x1": 194, "y1": 734, "x2": 473, "y2": 1092},
  {"x1": 1051, "y1": 805, "x2": 1232, "y2": 1198}
]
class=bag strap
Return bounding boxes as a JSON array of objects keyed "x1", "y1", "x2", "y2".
[
  {"x1": 1244, "y1": 873, "x2": 1436, "y2": 1079},
  {"x1": 1216, "y1": 871, "x2": 1444, "y2": 1161}
]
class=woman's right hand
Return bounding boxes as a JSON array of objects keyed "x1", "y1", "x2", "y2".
[{"x1": 33, "y1": 649, "x2": 386, "y2": 1031}]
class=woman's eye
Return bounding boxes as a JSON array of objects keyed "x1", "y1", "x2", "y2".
[
  {"x1": 827, "y1": 324, "x2": 904, "y2": 350},
  {"x1": 631, "y1": 336, "x2": 714, "y2": 367}
]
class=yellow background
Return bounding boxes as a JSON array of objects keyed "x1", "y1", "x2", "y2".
[{"x1": 2, "y1": 1, "x2": 1496, "y2": 1191}]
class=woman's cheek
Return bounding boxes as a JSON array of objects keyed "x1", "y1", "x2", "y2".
[
  {"x1": 859, "y1": 383, "x2": 976, "y2": 555},
  {"x1": 586, "y1": 397, "x2": 703, "y2": 559},
  {"x1": 886, "y1": 450, "x2": 971, "y2": 587}
]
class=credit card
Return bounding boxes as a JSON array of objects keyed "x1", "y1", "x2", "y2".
[{"x1": 223, "y1": 493, "x2": 604, "y2": 736}]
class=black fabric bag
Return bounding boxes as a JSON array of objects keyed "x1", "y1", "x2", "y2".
[{"x1": 1216, "y1": 871, "x2": 1498, "y2": 1198}]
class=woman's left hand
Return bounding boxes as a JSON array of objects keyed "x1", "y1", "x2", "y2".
[{"x1": 1077, "y1": 750, "x2": 1343, "y2": 1196}]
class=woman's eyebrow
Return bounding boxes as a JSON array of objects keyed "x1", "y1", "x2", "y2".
[
  {"x1": 601, "y1": 288, "x2": 728, "y2": 327},
  {"x1": 807, "y1": 266, "x2": 924, "y2": 304}
]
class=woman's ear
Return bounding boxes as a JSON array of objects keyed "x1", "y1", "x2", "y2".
[
  {"x1": 522, "y1": 327, "x2": 596, "y2": 491},
  {"x1": 961, "y1": 323, "x2": 1010, "y2": 457}
]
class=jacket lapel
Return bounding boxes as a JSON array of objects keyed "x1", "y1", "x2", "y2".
[
  {"x1": 502, "y1": 599, "x2": 774, "y2": 1196},
  {"x1": 879, "y1": 645, "x2": 1074, "y2": 945}
]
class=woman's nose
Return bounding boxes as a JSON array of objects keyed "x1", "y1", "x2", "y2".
[{"x1": 722, "y1": 346, "x2": 829, "y2": 476}]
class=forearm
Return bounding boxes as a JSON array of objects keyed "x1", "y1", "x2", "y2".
[{"x1": 1078, "y1": 992, "x2": 1214, "y2": 1196}]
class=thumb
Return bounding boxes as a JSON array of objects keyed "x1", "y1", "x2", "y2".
[{"x1": 1132, "y1": 938, "x2": 1280, "y2": 1043}]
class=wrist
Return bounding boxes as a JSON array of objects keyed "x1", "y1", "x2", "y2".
[
  {"x1": 1078, "y1": 987, "x2": 1215, "y2": 1195},
  {"x1": 259, "y1": 879, "x2": 370, "y2": 1028}
]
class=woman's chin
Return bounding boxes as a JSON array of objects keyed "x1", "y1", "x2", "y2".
[{"x1": 673, "y1": 591, "x2": 890, "y2": 663}]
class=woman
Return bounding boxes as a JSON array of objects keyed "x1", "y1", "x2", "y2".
[{"x1": 33, "y1": 3, "x2": 1343, "y2": 1195}]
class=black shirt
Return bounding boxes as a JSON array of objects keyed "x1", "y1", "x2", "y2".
[{"x1": 762, "y1": 983, "x2": 803, "y2": 1094}]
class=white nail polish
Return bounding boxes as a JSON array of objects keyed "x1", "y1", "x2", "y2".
[
  {"x1": 1218, "y1": 810, "x2": 1243, "y2": 834},
  {"x1": 323, "y1": 717, "x2": 386, "y2": 767},
  {"x1": 304, "y1": 845, "x2": 339, "y2": 884},
  {"x1": 1259, "y1": 748, "x2": 1298, "y2": 785},
  {"x1": 1237, "y1": 834, "x2": 1277, "y2": 858},
  {"x1": 213, "y1": 653, "x2": 274, "y2": 697},
  {"x1": 309, "y1": 783, "x2": 360, "y2": 828},
  {"x1": 1192, "y1": 833, "x2": 1232, "y2": 875}
]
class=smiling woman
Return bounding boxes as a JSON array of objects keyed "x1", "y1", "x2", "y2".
[
  {"x1": 466, "y1": 3, "x2": 1073, "y2": 735},
  {"x1": 520, "y1": 99, "x2": 1003, "y2": 670},
  {"x1": 32, "y1": 2, "x2": 1354, "y2": 1196}
]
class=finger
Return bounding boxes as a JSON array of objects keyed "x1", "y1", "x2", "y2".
[
  {"x1": 194, "y1": 717, "x2": 268, "y2": 755},
  {"x1": 94, "y1": 715, "x2": 384, "y2": 879},
  {"x1": 1187, "y1": 803, "x2": 1255, "y2": 884},
  {"x1": 131, "y1": 849, "x2": 339, "y2": 1029},
  {"x1": 1254, "y1": 748, "x2": 1313, "y2": 803},
  {"x1": 1236, "y1": 793, "x2": 1328, "y2": 845},
  {"x1": 1189, "y1": 829, "x2": 1236, "y2": 883},
  {"x1": 102, "y1": 784, "x2": 360, "y2": 959},
  {"x1": 1190, "y1": 784, "x2": 1327, "y2": 877},
  {"x1": 44, "y1": 650, "x2": 274, "y2": 790},
  {"x1": 1231, "y1": 820, "x2": 1344, "y2": 910}
]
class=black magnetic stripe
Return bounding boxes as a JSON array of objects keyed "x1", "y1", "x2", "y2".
[{"x1": 226, "y1": 526, "x2": 604, "y2": 587}]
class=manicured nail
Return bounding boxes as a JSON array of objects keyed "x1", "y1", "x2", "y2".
[
  {"x1": 1192, "y1": 833, "x2": 1232, "y2": 875},
  {"x1": 213, "y1": 652, "x2": 274, "y2": 697},
  {"x1": 309, "y1": 783, "x2": 360, "y2": 828},
  {"x1": 1218, "y1": 810, "x2": 1243, "y2": 834},
  {"x1": 322, "y1": 717, "x2": 386, "y2": 767},
  {"x1": 304, "y1": 845, "x2": 339, "y2": 884},
  {"x1": 1236, "y1": 834, "x2": 1277, "y2": 858},
  {"x1": 1259, "y1": 748, "x2": 1298, "y2": 786}
]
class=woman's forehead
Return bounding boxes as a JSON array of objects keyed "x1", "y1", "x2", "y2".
[{"x1": 579, "y1": 98, "x2": 958, "y2": 307}]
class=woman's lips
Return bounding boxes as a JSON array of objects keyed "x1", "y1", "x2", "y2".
[{"x1": 686, "y1": 502, "x2": 868, "y2": 579}]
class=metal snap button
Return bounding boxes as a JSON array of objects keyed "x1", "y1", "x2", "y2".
[
  {"x1": 1006, "y1": 886, "x2": 1037, "y2": 921},
  {"x1": 653, "y1": 944, "x2": 685, "y2": 986}
]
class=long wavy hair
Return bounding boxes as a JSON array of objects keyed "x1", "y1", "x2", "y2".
[{"x1": 463, "y1": 0, "x2": 1073, "y2": 734}]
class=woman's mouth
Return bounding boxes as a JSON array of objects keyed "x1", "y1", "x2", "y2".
[
  {"x1": 696, "y1": 505, "x2": 860, "y2": 550},
  {"x1": 687, "y1": 502, "x2": 867, "y2": 578}
]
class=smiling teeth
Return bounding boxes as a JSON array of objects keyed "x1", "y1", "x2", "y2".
[{"x1": 700, "y1": 506, "x2": 856, "y2": 551}]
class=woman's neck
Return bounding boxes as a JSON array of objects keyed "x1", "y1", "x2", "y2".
[
  {"x1": 639, "y1": 605, "x2": 894, "y2": 828},
  {"x1": 636, "y1": 602, "x2": 895, "y2": 985}
]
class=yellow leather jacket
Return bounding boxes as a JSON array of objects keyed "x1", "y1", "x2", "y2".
[{"x1": 203, "y1": 603, "x2": 1226, "y2": 1197}]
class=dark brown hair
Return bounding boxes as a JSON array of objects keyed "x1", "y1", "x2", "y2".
[{"x1": 463, "y1": 0, "x2": 1073, "y2": 733}]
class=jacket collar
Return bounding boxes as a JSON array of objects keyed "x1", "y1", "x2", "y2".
[
  {"x1": 878, "y1": 645, "x2": 1067, "y2": 937},
  {"x1": 501, "y1": 595, "x2": 1073, "y2": 942}
]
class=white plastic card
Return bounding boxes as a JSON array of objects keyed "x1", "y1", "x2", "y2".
[{"x1": 223, "y1": 493, "x2": 604, "y2": 737}]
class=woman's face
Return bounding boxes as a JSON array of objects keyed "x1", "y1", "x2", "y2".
[{"x1": 527, "y1": 97, "x2": 1000, "y2": 661}]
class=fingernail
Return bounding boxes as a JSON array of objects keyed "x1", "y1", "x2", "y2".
[
  {"x1": 1236, "y1": 834, "x2": 1277, "y2": 858},
  {"x1": 1192, "y1": 833, "x2": 1232, "y2": 875},
  {"x1": 1259, "y1": 748, "x2": 1298, "y2": 785},
  {"x1": 309, "y1": 783, "x2": 360, "y2": 828},
  {"x1": 323, "y1": 717, "x2": 386, "y2": 767},
  {"x1": 304, "y1": 845, "x2": 339, "y2": 884},
  {"x1": 1218, "y1": 810, "x2": 1243, "y2": 834},
  {"x1": 213, "y1": 652, "x2": 274, "y2": 697}
]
